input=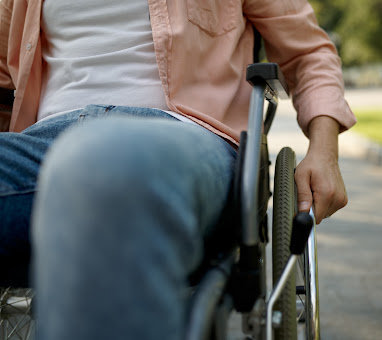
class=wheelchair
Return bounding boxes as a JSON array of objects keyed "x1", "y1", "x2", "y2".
[
  {"x1": 184, "y1": 62, "x2": 320, "y2": 340},
  {"x1": 0, "y1": 62, "x2": 320, "y2": 339}
]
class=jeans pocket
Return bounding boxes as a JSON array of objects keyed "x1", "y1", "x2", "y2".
[{"x1": 186, "y1": 0, "x2": 240, "y2": 36}]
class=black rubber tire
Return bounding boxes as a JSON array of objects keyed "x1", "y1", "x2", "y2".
[{"x1": 272, "y1": 147, "x2": 297, "y2": 340}]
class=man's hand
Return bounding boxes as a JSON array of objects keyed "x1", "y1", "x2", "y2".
[{"x1": 294, "y1": 116, "x2": 348, "y2": 224}]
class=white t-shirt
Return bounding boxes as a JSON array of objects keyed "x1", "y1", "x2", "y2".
[{"x1": 38, "y1": 0, "x2": 192, "y2": 124}]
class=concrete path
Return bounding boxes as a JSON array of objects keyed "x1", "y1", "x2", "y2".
[{"x1": 228, "y1": 88, "x2": 382, "y2": 339}]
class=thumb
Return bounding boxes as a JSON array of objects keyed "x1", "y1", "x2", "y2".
[{"x1": 295, "y1": 168, "x2": 313, "y2": 212}]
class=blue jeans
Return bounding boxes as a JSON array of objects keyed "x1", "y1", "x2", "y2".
[
  {"x1": 26, "y1": 106, "x2": 237, "y2": 339},
  {"x1": 0, "y1": 108, "x2": 91, "y2": 286},
  {"x1": 0, "y1": 106, "x2": 179, "y2": 285}
]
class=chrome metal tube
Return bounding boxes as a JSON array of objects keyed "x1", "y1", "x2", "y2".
[
  {"x1": 241, "y1": 85, "x2": 265, "y2": 246},
  {"x1": 263, "y1": 96, "x2": 278, "y2": 135},
  {"x1": 305, "y1": 208, "x2": 320, "y2": 339},
  {"x1": 266, "y1": 255, "x2": 298, "y2": 340},
  {"x1": 185, "y1": 256, "x2": 233, "y2": 340}
]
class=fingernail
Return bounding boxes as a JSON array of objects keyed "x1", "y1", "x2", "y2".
[{"x1": 298, "y1": 201, "x2": 311, "y2": 211}]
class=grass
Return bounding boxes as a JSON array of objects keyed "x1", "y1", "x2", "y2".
[{"x1": 352, "y1": 108, "x2": 382, "y2": 145}]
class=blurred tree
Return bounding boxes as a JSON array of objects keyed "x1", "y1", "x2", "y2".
[{"x1": 309, "y1": 0, "x2": 382, "y2": 66}]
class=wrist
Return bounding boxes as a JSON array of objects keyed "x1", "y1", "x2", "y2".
[{"x1": 307, "y1": 116, "x2": 340, "y2": 159}]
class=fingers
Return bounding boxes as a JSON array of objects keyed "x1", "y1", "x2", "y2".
[
  {"x1": 294, "y1": 166, "x2": 313, "y2": 213},
  {"x1": 312, "y1": 179, "x2": 348, "y2": 224},
  {"x1": 294, "y1": 156, "x2": 348, "y2": 224},
  {"x1": 313, "y1": 190, "x2": 332, "y2": 224}
]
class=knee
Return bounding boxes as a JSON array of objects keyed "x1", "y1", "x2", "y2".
[
  {"x1": 38, "y1": 118, "x2": 172, "y2": 199},
  {"x1": 34, "y1": 118, "x2": 198, "y2": 230},
  {"x1": 32, "y1": 118, "x2": 203, "y2": 275}
]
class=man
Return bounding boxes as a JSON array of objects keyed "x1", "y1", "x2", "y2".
[{"x1": 0, "y1": 0, "x2": 355, "y2": 338}]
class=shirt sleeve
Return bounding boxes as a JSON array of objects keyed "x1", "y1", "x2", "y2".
[{"x1": 243, "y1": 0, "x2": 356, "y2": 136}]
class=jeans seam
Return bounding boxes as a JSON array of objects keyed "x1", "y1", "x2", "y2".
[{"x1": 0, "y1": 188, "x2": 35, "y2": 197}]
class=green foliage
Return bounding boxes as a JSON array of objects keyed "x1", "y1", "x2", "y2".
[
  {"x1": 353, "y1": 109, "x2": 382, "y2": 144},
  {"x1": 309, "y1": 0, "x2": 382, "y2": 66}
]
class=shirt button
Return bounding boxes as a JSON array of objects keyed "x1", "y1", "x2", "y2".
[{"x1": 26, "y1": 43, "x2": 32, "y2": 51}]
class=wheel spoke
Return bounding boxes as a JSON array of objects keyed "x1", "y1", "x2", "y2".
[
  {"x1": 296, "y1": 295, "x2": 305, "y2": 323},
  {"x1": 0, "y1": 288, "x2": 34, "y2": 340}
]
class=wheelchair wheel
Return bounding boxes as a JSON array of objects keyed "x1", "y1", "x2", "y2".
[
  {"x1": 272, "y1": 147, "x2": 298, "y2": 340},
  {"x1": 0, "y1": 287, "x2": 35, "y2": 339}
]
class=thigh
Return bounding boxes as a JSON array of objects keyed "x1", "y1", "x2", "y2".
[
  {"x1": 40, "y1": 112, "x2": 236, "y2": 232},
  {"x1": 0, "y1": 110, "x2": 83, "y2": 283},
  {"x1": 34, "y1": 113, "x2": 237, "y2": 251},
  {"x1": 0, "y1": 107, "x2": 178, "y2": 253},
  {"x1": 32, "y1": 114, "x2": 237, "y2": 339},
  {"x1": 0, "y1": 106, "x2": 167, "y2": 247},
  {"x1": 33, "y1": 113, "x2": 238, "y2": 283}
]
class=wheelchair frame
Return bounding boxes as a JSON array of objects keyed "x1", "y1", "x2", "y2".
[
  {"x1": 185, "y1": 63, "x2": 320, "y2": 340},
  {"x1": 0, "y1": 63, "x2": 320, "y2": 340}
]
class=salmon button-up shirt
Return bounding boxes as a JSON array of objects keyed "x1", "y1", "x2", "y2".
[{"x1": 0, "y1": 0, "x2": 356, "y2": 144}]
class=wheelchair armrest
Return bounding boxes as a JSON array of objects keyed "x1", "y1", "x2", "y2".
[{"x1": 246, "y1": 63, "x2": 289, "y2": 99}]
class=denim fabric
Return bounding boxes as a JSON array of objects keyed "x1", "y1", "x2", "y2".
[
  {"x1": 30, "y1": 106, "x2": 237, "y2": 340},
  {"x1": 0, "y1": 105, "x2": 178, "y2": 285},
  {"x1": 0, "y1": 108, "x2": 81, "y2": 285}
]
